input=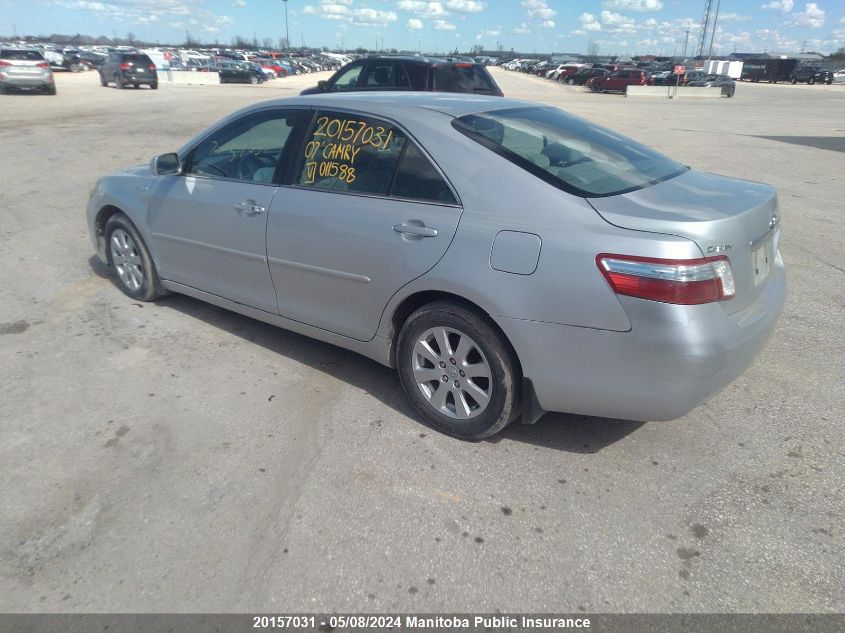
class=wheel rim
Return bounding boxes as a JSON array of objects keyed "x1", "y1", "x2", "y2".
[
  {"x1": 411, "y1": 327, "x2": 492, "y2": 420},
  {"x1": 110, "y1": 229, "x2": 144, "y2": 291}
]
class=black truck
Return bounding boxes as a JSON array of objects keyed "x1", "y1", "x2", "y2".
[{"x1": 740, "y1": 58, "x2": 799, "y2": 83}]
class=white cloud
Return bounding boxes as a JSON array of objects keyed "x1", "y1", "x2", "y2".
[
  {"x1": 351, "y1": 7, "x2": 398, "y2": 26},
  {"x1": 397, "y1": 0, "x2": 446, "y2": 17},
  {"x1": 433, "y1": 18, "x2": 456, "y2": 29},
  {"x1": 232, "y1": 0, "x2": 246, "y2": 6},
  {"x1": 638, "y1": 38, "x2": 657, "y2": 46},
  {"x1": 540, "y1": 19, "x2": 554, "y2": 28},
  {"x1": 579, "y1": 12, "x2": 602, "y2": 31},
  {"x1": 761, "y1": 0, "x2": 794, "y2": 14},
  {"x1": 521, "y1": 0, "x2": 555, "y2": 21},
  {"x1": 601, "y1": 0, "x2": 663, "y2": 11},
  {"x1": 600, "y1": 10, "x2": 636, "y2": 33},
  {"x1": 406, "y1": 17, "x2": 423, "y2": 28},
  {"x1": 444, "y1": 0, "x2": 485, "y2": 12},
  {"x1": 719, "y1": 13, "x2": 753, "y2": 22},
  {"x1": 513, "y1": 22, "x2": 530, "y2": 34},
  {"x1": 784, "y1": 2, "x2": 825, "y2": 27}
]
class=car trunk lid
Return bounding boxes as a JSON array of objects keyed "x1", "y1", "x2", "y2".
[{"x1": 588, "y1": 169, "x2": 780, "y2": 314}]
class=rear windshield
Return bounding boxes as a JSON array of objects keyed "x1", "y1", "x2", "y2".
[
  {"x1": 0, "y1": 50, "x2": 44, "y2": 61},
  {"x1": 432, "y1": 64, "x2": 498, "y2": 95},
  {"x1": 121, "y1": 54, "x2": 153, "y2": 64},
  {"x1": 453, "y1": 107, "x2": 688, "y2": 198}
]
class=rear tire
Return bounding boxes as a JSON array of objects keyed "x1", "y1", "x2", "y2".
[
  {"x1": 249, "y1": 74, "x2": 259, "y2": 84},
  {"x1": 99, "y1": 72, "x2": 107, "y2": 87},
  {"x1": 791, "y1": 77, "x2": 797, "y2": 84},
  {"x1": 151, "y1": 82, "x2": 158, "y2": 90},
  {"x1": 46, "y1": 84, "x2": 56, "y2": 95},
  {"x1": 567, "y1": 77, "x2": 575, "y2": 85},
  {"x1": 104, "y1": 214, "x2": 166, "y2": 302},
  {"x1": 808, "y1": 77, "x2": 815, "y2": 85},
  {"x1": 116, "y1": 78, "x2": 124, "y2": 89},
  {"x1": 396, "y1": 301, "x2": 521, "y2": 440}
]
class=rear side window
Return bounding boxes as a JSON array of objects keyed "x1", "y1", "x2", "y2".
[
  {"x1": 298, "y1": 112, "x2": 407, "y2": 195},
  {"x1": 453, "y1": 107, "x2": 687, "y2": 198},
  {"x1": 404, "y1": 63, "x2": 428, "y2": 89},
  {"x1": 431, "y1": 64, "x2": 498, "y2": 94},
  {"x1": 0, "y1": 49, "x2": 43, "y2": 61},
  {"x1": 392, "y1": 144, "x2": 457, "y2": 204}
]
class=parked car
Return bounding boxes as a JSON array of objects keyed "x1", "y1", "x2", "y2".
[
  {"x1": 833, "y1": 69, "x2": 845, "y2": 84},
  {"x1": 555, "y1": 65, "x2": 586, "y2": 82},
  {"x1": 255, "y1": 59, "x2": 288, "y2": 77},
  {"x1": 86, "y1": 93, "x2": 785, "y2": 440},
  {"x1": 586, "y1": 69, "x2": 648, "y2": 93},
  {"x1": 0, "y1": 48, "x2": 56, "y2": 94},
  {"x1": 301, "y1": 56, "x2": 503, "y2": 96},
  {"x1": 790, "y1": 66, "x2": 832, "y2": 84},
  {"x1": 650, "y1": 71, "x2": 686, "y2": 86},
  {"x1": 564, "y1": 67, "x2": 608, "y2": 85},
  {"x1": 99, "y1": 51, "x2": 158, "y2": 89},
  {"x1": 687, "y1": 73, "x2": 736, "y2": 97},
  {"x1": 218, "y1": 61, "x2": 266, "y2": 84}
]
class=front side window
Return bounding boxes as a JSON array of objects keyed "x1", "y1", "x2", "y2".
[
  {"x1": 363, "y1": 63, "x2": 394, "y2": 88},
  {"x1": 297, "y1": 111, "x2": 406, "y2": 195},
  {"x1": 332, "y1": 64, "x2": 362, "y2": 90},
  {"x1": 187, "y1": 109, "x2": 305, "y2": 183},
  {"x1": 453, "y1": 107, "x2": 687, "y2": 197}
]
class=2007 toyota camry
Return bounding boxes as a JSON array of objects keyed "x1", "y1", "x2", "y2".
[{"x1": 86, "y1": 93, "x2": 785, "y2": 440}]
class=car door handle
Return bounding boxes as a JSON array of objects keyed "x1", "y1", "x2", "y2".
[
  {"x1": 393, "y1": 223, "x2": 438, "y2": 238},
  {"x1": 235, "y1": 201, "x2": 266, "y2": 217}
]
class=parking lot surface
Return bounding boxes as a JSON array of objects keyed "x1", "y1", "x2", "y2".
[{"x1": 1, "y1": 68, "x2": 843, "y2": 613}]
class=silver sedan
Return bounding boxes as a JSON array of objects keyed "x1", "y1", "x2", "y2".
[{"x1": 86, "y1": 93, "x2": 785, "y2": 439}]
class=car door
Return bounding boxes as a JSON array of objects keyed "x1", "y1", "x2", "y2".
[
  {"x1": 266, "y1": 109, "x2": 462, "y2": 341},
  {"x1": 148, "y1": 108, "x2": 308, "y2": 313}
]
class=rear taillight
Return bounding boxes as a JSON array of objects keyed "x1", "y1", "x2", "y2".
[
  {"x1": 149, "y1": 64, "x2": 156, "y2": 70},
  {"x1": 0, "y1": 61, "x2": 11, "y2": 67},
  {"x1": 453, "y1": 63, "x2": 473, "y2": 68},
  {"x1": 37, "y1": 62, "x2": 50, "y2": 69},
  {"x1": 596, "y1": 254, "x2": 735, "y2": 305},
  {"x1": 119, "y1": 63, "x2": 131, "y2": 71}
]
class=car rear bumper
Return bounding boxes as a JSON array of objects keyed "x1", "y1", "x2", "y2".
[
  {"x1": 119, "y1": 73, "x2": 157, "y2": 84},
  {"x1": 495, "y1": 255, "x2": 786, "y2": 422},
  {"x1": 0, "y1": 74, "x2": 52, "y2": 88}
]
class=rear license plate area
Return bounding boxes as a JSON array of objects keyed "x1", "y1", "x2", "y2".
[{"x1": 752, "y1": 241, "x2": 772, "y2": 285}]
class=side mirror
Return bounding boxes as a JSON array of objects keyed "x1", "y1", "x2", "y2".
[
  {"x1": 317, "y1": 79, "x2": 329, "y2": 92},
  {"x1": 152, "y1": 153, "x2": 180, "y2": 176}
]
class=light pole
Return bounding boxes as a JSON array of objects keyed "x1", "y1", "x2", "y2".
[{"x1": 282, "y1": 0, "x2": 290, "y2": 52}]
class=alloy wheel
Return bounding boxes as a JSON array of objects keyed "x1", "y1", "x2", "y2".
[
  {"x1": 110, "y1": 228, "x2": 144, "y2": 292},
  {"x1": 411, "y1": 327, "x2": 492, "y2": 420}
]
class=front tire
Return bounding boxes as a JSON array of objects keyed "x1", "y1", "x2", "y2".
[
  {"x1": 104, "y1": 214, "x2": 165, "y2": 302},
  {"x1": 99, "y1": 72, "x2": 107, "y2": 86},
  {"x1": 249, "y1": 74, "x2": 259, "y2": 84},
  {"x1": 567, "y1": 77, "x2": 575, "y2": 85},
  {"x1": 396, "y1": 301, "x2": 521, "y2": 440}
]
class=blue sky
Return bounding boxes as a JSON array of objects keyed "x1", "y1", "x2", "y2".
[{"x1": 2, "y1": 0, "x2": 844, "y2": 54}]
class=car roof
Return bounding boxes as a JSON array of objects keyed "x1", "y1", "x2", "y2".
[
  {"x1": 354, "y1": 55, "x2": 482, "y2": 66},
  {"x1": 246, "y1": 92, "x2": 538, "y2": 119}
]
